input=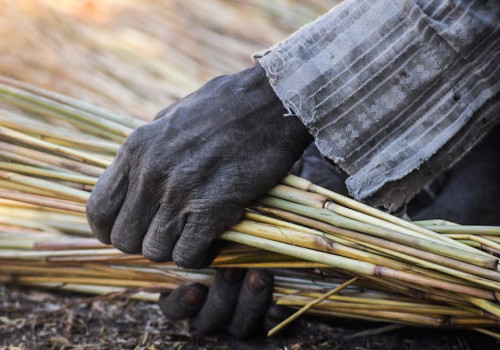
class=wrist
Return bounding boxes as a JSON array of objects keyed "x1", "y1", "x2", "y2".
[{"x1": 247, "y1": 64, "x2": 313, "y2": 150}]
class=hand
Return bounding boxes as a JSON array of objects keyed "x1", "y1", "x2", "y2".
[
  {"x1": 159, "y1": 269, "x2": 276, "y2": 338},
  {"x1": 86, "y1": 64, "x2": 312, "y2": 267}
]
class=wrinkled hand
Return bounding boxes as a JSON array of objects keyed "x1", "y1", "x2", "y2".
[
  {"x1": 159, "y1": 269, "x2": 290, "y2": 338},
  {"x1": 87, "y1": 64, "x2": 312, "y2": 267}
]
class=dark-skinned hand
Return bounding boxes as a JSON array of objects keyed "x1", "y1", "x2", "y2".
[
  {"x1": 87, "y1": 64, "x2": 312, "y2": 267},
  {"x1": 159, "y1": 269, "x2": 282, "y2": 338},
  {"x1": 160, "y1": 146, "x2": 348, "y2": 338}
]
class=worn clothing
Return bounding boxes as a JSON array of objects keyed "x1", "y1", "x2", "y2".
[{"x1": 254, "y1": 0, "x2": 500, "y2": 211}]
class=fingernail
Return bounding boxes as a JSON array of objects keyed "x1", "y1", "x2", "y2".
[
  {"x1": 247, "y1": 270, "x2": 268, "y2": 294},
  {"x1": 223, "y1": 268, "x2": 246, "y2": 284},
  {"x1": 181, "y1": 288, "x2": 204, "y2": 307}
]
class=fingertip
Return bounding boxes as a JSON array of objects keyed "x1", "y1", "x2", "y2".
[
  {"x1": 191, "y1": 269, "x2": 244, "y2": 335},
  {"x1": 247, "y1": 269, "x2": 273, "y2": 295},
  {"x1": 227, "y1": 269, "x2": 274, "y2": 338},
  {"x1": 159, "y1": 283, "x2": 208, "y2": 321}
]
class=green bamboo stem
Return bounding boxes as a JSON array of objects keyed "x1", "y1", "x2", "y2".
[
  {"x1": 474, "y1": 328, "x2": 500, "y2": 340},
  {"x1": 268, "y1": 277, "x2": 358, "y2": 336},
  {"x1": 258, "y1": 210, "x2": 500, "y2": 286},
  {"x1": 220, "y1": 231, "x2": 497, "y2": 300},
  {"x1": 0, "y1": 248, "x2": 122, "y2": 261},
  {"x1": 0, "y1": 215, "x2": 63, "y2": 235},
  {"x1": 0, "y1": 76, "x2": 146, "y2": 129},
  {"x1": 422, "y1": 225, "x2": 500, "y2": 235},
  {"x1": 0, "y1": 83, "x2": 134, "y2": 138},
  {"x1": 461, "y1": 295, "x2": 500, "y2": 319},
  {"x1": 282, "y1": 175, "x2": 488, "y2": 256},
  {"x1": 360, "y1": 274, "x2": 471, "y2": 306},
  {"x1": 0, "y1": 170, "x2": 90, "y2": 203},
  {"x1": 268, "y1": 184, "x2": 329, "y2": 209},
  {"x1": 0, "y1": 148, "x2": 63, "y2": 172},
  {"x1": 0, "y1": 190, "x2": 86, "y2": 213},
  {"x1": 260, "y1": 196, "x2": 498, "y2": 270},
  {"x1": 234, "y1": 219, "x2": 480, "y2": 286},
  {"x1": 0, "y1": 114, "x2": 121, "y2": 154},
  {"x1": 308, "y1": 308, "x2": 446, "y2": 327},
  {"x1": 0, "y1": 161, "x2": 98, "y2": 185},
  {"x1": 10, "y1": 282, "x2": 161, "y2": 303},
  {"x1": 0, "y1": 94, "x2": 126, "y2": 143},
  {"x1": 0, "y1": 274, "x2": 176, "y2": 289},
  {"x1": 0, "y1": 179, "x2": 61, "y2": 198},
  {"x1": 276, "y1": 291, "x2": 473, "y2": 311},
  {"x1": 444, "y1": 235, "x2": 500, "y2": 254},
  {"x1": 0, "y1": 126, "x2": 111, "y2": 168},
  {"x1": 412, "y1": 220, "x2": 459, "y2": 226},
  {"x1": 277, "y1": 298, "x2": 477, "y2": 317},
  {"x1": 0, "y1": 142, "x2": 105, "y2": 177},
  {"x1": 339, "y1": 233, "x2": 500, "y2": 290}
]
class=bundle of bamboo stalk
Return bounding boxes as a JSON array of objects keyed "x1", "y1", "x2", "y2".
[{"x1": 1, "y1": 77, "x2": 500, "y2": 339}]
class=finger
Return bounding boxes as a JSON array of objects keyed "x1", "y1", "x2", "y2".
[
  {"x1": 159, "y1": 283, "x2": 208, "y2": 320},
  {"x1": 110, "y1": 177, "x2": 158, "y2": 254},
  {"x1": 142, "y1": 204, "x2": 185, "y2": 262},
  {"x1": 173, "y1": 210, "x2": 242, "y2": 268},
  {"x1": 86, "y1": 152, "x2": 129, "y2": 245},
  {"x1": 227, "y1": 269, "x2": 274, "y2": 338},
  {"x1": 172, "y1": 215, "x2": 224, "y2": 268},
  {"x1": 191, "y1": 269, "x2": 246, "y2": 335}
]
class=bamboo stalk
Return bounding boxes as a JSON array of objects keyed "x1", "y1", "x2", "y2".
[
  {"x1": 0, "y1": 161, "x2": 98, "y2": 185},
  {"x1": 0, "y1": 126, "x2": 111, "y2": 168},
  {"x1": 0, "y1": 114, "x2": 121, "y2": 154},
  {"x1": 0, "y1": 142, "x2": 105, "y2": 176},
  {"x1": 268, "y1": 277, "x2": 358, "y2": 336},
  {"x1": 282, "y1": 175, "x2": 489, "y2": 256},
  {"x1": 0, "y1": 83, "x2": 133, "y2": 138},
  {"x1": 260, "y1": 196, "x2": 497, "y2": 270},
  {"x1": 0, "y1": 76, "x2": 146, "y2": 129},
  {"x1": 221, "y1": 231, "x2": 498, "y2": 300},
  {"x1": 0, "y1": 94, "x2": 126, "y2": 143},
  {"x1": 0, "y1": 170, "x2": 90, "y2": 203},
  {"x1": 277, "y1": 298, "x2": 477, "y2": 317},
  {"x1": 0, "y1": 190, "x2": 86, "y2": 213},
  {"x1": 422, "y1": 225, "x2": 500, "y2": 235}
]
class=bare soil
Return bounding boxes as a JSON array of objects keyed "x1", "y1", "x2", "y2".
[{"x1": 1, "y1": 286, "x2": 497, "y2": 350}]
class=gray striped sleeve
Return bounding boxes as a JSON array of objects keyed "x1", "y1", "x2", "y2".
[{"x1": 254, "y1": 0, "x2": 500, "y2": 211}]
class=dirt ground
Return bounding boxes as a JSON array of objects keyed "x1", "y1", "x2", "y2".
[{"x1": 1, "y1": 286, "x2": 498, "y2": 350}]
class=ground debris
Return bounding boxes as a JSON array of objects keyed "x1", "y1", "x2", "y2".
[{"x1": 1, "y1": 286, "x2": 498, "y2": 350}]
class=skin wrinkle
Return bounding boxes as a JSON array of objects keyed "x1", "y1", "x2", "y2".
[{"x1": 88, "y1": 64, "x2": 312, "y2": 266}]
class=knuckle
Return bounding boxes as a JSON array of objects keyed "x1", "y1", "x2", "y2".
[{"x1": 122, "y1": 125, "x2": 149, "y2": 154}]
